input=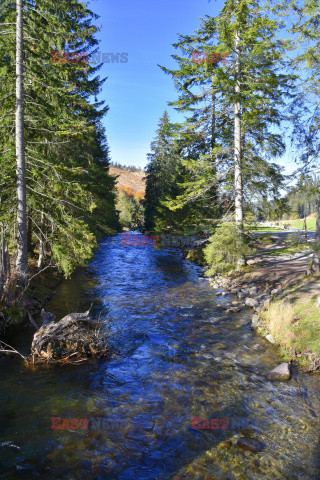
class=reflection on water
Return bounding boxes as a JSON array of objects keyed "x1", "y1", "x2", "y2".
[{"x1": 1, "y1": 233, "x2": 320, "y2": 479}]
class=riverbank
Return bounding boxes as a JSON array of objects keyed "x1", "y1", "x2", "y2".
[
  {"x1": 0, "y1": 265, "x2": 63, "y2": 338},
  {"x1": 190, "y1": 235, "x2": 320, "y2": 372}
]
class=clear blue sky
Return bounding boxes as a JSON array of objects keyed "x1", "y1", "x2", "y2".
[
  {"x1": 87, "y1": 0, "x2": 297, "y2": 177},
  {"x1": 87, "y1": 0, "x2": 225, "y2": 169}
]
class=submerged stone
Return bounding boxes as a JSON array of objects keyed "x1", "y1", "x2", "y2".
[{"x1": 237, "y1": 437, "x2": 265, "y2": 453}]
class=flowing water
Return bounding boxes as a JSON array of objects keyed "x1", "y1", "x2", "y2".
[{"x1": 1, "y1": 233, "x2": 320, "y2": 479}]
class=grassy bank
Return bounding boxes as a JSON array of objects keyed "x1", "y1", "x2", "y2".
[{"x1": 256, "y1": 275, "x2": 320, "y2": 370}]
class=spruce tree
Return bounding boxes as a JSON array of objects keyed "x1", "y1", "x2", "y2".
[
  {"x1": 160, "y1": 0, "x2": 294, "y2": 238},
  {"x1": 144, "y1": 111, "x2": 183, "y2": 232}
]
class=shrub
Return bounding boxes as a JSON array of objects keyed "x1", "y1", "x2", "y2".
[{"x1": 204, "y1": 224, "x2": 254, "y2": 276}]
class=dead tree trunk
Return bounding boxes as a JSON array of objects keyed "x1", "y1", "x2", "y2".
[{"x1": 15, "y1": 0, "x2": 28, "y2": 283}]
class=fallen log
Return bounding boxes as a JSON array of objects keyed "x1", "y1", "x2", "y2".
[{"x1": 30, "y1": 309, "x2": 110, "y2": 364}]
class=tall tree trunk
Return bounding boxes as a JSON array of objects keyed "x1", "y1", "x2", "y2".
[
  {"x1": 234, "y1": 29, "x2": 245, "y2": 267},
  {"x1": 38, "y1": 211, "x2": 44, "y2": 270},
  {"x1": 234, "y1": 29, "x2": 243, "y2": 227},
  {"x1": 311, "y1": 193, "x2": 320, "y2": 273},
  {"x1": 0, "y1": 230, "x2": 6, "y2": 297},
  {"x1": 211, "y1": 75, "x2": 218, "y2": 212},
  {"x1": 15, "y1": 0, "x2": 28, "y2": 282}
]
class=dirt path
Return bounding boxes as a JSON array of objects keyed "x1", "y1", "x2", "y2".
[{"x1": 244, "y1": 249, "x2": 313, "y2": 289}]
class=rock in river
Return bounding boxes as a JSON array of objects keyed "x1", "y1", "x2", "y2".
[
  {"x1": 245, "y1": 297, "x2": 260, "y2": 308},
  {"x1": 237, "y1": 437, "x2": 265, "y2": 453},
  {"x1": 266, "y1": 362, "x2": 291, "y2": 381},
  {"x1": 249, "y1": 286, "x2": 258, "y2": 296},
  {"x1": 237, "y1": 291, "x2": 249, "y2": 299}
]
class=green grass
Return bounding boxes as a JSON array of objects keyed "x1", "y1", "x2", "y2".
[
  {"x1": 247, "y1": 225, "x2": 284, "y2": 233},
  {"x1": 293, "y1": 298, "x2": 320, "y2": 354},
  {"x1": 277, "y1": 218, "x2": 317, "y2": 231}
]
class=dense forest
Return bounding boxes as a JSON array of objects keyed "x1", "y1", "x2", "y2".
[{"x1": 0, "y1": 0, "x2": 119, "y2": 304}]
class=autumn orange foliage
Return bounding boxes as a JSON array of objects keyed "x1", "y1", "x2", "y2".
[{"x1": 117, "y1": 186, "x2": 144, "y2": 202}]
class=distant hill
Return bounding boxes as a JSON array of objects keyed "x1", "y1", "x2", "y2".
[
  {"x1": 109, "y1": 166, "x2": 146, "y2": 194},
  {"x1": 110, "y1": 162, "x2": 142, "y2": 173}
]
